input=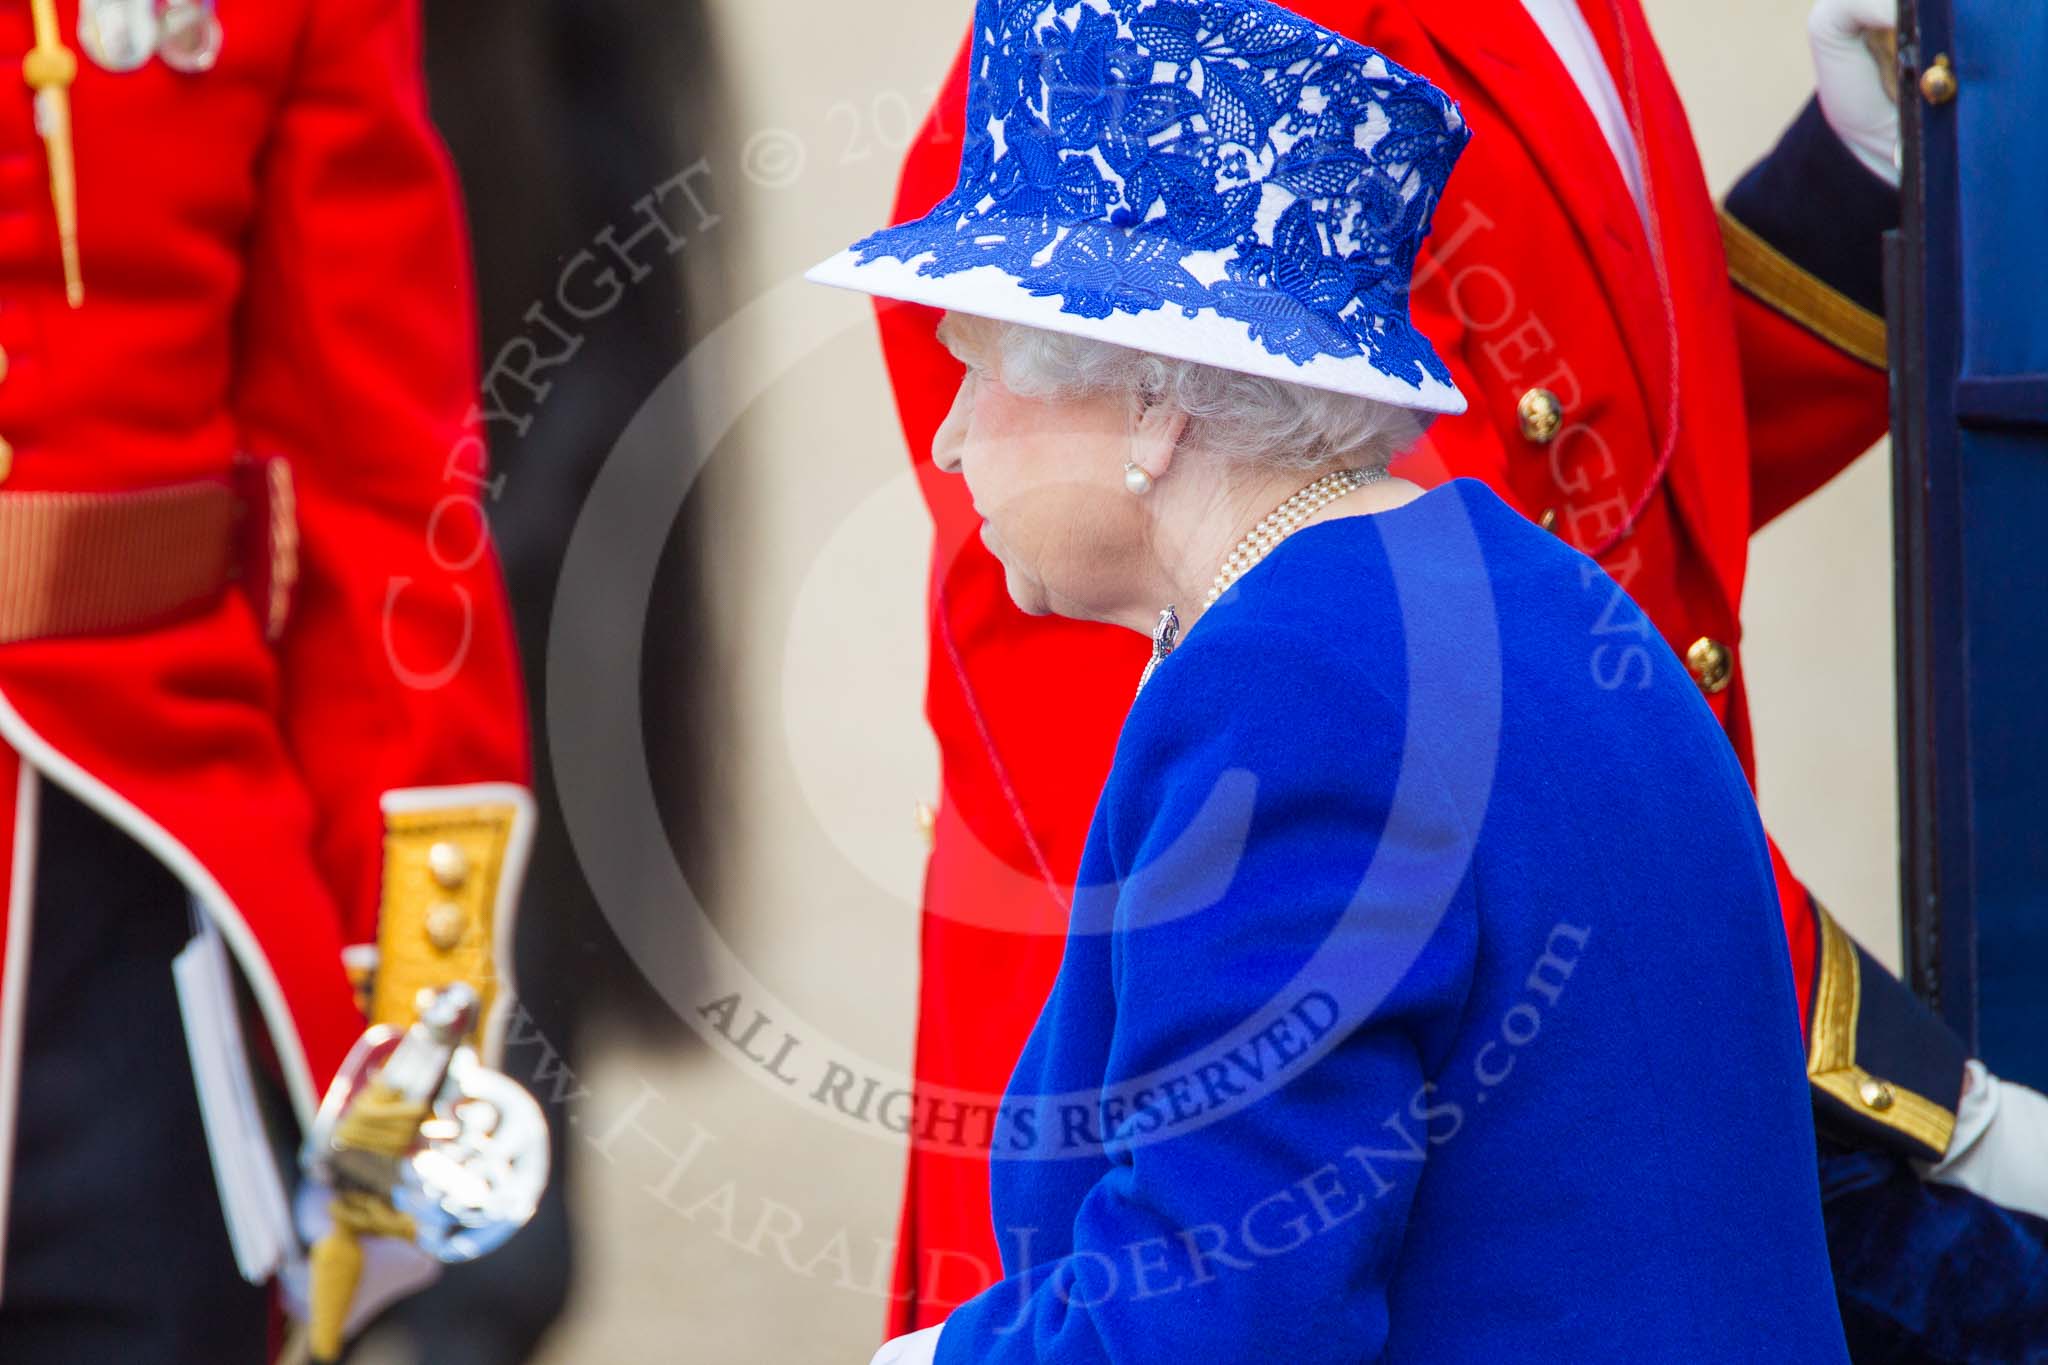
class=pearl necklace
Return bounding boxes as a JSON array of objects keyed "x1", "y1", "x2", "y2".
[
  {"x1": 1136, "y1": 466, "x2": 1387, "y2": 695},
  {"x1": 1204, "y1": 466, "x2": 1387, "y2": 608}
]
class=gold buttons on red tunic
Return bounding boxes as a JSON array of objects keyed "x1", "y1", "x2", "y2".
[
  {"x1": 1517, "y1": 387, "x2": 1564, "y2": 443},
  {"x1": 1686, "y1": 637, "x2": 1733, "y2": 695},
  {"x1": 1538, "y1": 507, "x2": 1560, "y2": 534}
]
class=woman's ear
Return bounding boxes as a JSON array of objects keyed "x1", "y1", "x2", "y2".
[{"x1": 1128, "y1": 398, "x2": 1189, "y2": 485}]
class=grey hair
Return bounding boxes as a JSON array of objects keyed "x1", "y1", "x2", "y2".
[{"x1": 939, "y1": 313, "x2": 1429, "y2": 473}]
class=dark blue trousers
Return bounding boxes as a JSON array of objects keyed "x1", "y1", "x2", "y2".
[{"x1": 0, "y1": 783, "x2": 267, "y2": 1364}]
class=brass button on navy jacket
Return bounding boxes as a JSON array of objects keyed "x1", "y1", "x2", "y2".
[{"x1": 933, "y1": 481, "x2": 1846, "y2": 1362}]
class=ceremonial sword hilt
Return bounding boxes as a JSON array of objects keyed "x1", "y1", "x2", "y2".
[{"x1": 298, "y1": 984, "x2": 550, "y2": 1362}]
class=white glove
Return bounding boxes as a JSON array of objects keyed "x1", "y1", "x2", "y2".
[
  {"x1": 1921, "y1": 1060, "x2": 2048, "y2": 1223},
  {"x1": 1809, "y1": 0, "x2": 1902, "y2": 186},
  {"x1": 870, "y1": 1323, "x2": 946, "y2": 1365}
]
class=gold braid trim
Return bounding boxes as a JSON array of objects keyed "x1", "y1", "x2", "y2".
[
  {"x1": 1719, "y1": 209, "x2": 1888, "y2": 370},
  {"x1": 1806, "y1": 907, "x2": 1956, "y2": 1155},
  {"x1": 23, "y1": 0, "x2": 82, "y2": 306}
]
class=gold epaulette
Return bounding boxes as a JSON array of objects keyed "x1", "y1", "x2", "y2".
[{"x1": 1719, "y1": 209, "x2": 1888, "y2": 370}]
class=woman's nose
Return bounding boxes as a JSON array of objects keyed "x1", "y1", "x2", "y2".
[{"x1": 931, "y1": 376, "x2": 971, "y2": 473}]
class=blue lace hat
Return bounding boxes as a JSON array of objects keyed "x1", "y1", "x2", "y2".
[{"x1": 808, "y1": 0, "x2": 1471, "y2": 413}]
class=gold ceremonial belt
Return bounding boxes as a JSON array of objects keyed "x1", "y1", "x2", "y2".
[{"x1": 0, "y1": 480, "x2": 239, "y2": 645}]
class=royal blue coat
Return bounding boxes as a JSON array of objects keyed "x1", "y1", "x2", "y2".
[{"x1": 931, "y1": 480, "x2": 1847, "y2": 1363}]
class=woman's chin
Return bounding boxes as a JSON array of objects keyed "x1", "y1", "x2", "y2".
[
  {"x1": 994, "y1": 561, "x2": 1055, "y2": 617},
  {"x1": 1002, "y1": 576, "x2": 1054, "y2": 617}
]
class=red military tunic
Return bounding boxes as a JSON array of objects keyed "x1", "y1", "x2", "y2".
[
  {"x1": 0, "y1": 0, "x2": 529, "y2": 1280},
  {"x1": 875, "y1": 0, "x2": 1937, "y2": 1332}
]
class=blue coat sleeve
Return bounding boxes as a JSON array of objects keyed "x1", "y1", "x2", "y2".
[{"x1": 935, "y1": 616, "x2": 1481, "y2": 1363}]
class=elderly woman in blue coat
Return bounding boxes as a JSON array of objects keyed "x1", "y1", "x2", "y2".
[{"x1": 811, "y1": 1, "x2": 1849, "y2": 1360}]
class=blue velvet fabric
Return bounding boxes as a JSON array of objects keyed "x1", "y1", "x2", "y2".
[
  {"x1": 1822, "y1": 1141, "x2": 2048, "y2": 1363},
  {"x1": 934, "y1": 480, "x2": 1847, "y2": 1363}
]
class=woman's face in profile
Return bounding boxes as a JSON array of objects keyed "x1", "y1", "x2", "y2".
[{"x1": 931, "y1": 318, "x2": 1150, "y2": 622}]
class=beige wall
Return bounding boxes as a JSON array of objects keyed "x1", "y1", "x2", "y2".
[
  {"x1": 517, "y1": 4, "x2": 1900, "y2": 1362},
  {"x1": 1672, "y1": 4, "x2": 1904, "y2": 968}
]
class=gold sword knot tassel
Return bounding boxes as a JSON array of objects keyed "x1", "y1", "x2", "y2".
[
  {"x1": 23, "y1": 0, "x2": 82, "y2": 307},
  {"x1": 308, "y1": 1081, "x2": 436, "y2": 1363}
]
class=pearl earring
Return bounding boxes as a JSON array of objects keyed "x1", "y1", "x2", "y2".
[{"x1": 1122, "y1": 461, "x2": 1154, "y2": 496}]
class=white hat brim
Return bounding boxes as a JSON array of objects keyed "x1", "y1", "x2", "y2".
[{"x1": 805, "y1": 247, "x2": 1467, "y2": 417}]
